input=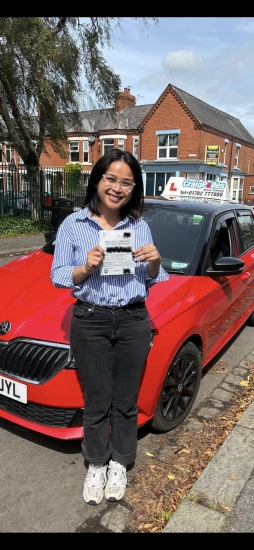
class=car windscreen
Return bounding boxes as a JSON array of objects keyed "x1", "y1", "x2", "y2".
[
  {"x1": 142, "y1": 205, "x2": 204, "y2": 273},
  {"x1": 42, "y1": 206, "x2": 205, "y2": 272}
]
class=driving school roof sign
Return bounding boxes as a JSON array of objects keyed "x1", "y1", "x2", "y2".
[{"x1": 161, "y1": 177, "x2": 231, "y2": 201}]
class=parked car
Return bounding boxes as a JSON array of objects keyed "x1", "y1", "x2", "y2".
[
  {"x1": 44, "y1": 192, "x2": 52, "y2": 207},
  {"x1": 0, "y1": 194, "x2": 10, "y2": 215},
  {"x1": 0, "y1": 196, "x2": 254, "y2": 440},
  {"x1": 2, "y1": 190, "x2": 31, "y2": 216},
  {"x1": 22, "y1": 190, "x2": 52, "y2": 208}
]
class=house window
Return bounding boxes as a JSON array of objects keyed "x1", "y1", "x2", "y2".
[
  {"x1": 83, "y1": 141, "x2": 89, "y2": 163},
  {"x1": 69, "y1": 141, "x2": 79, "y2": 162},
  {"x1": 249, "y1": 185, "x2": 254, "y2": 194},
  {"x1": 145, "y1": 172, "x2": 176, "y2": 196},
  {"x1": 157, "y1": 134, "x2": 178, "y2": 159},
  {"x1": 133, "y1": 137, "x2": 139, "y2": 159},
  {"x1": 232, "y1": 177, "x2": 244, "y2": 202},
  {"x1": 0, "y1": 144, "x2": 11, "y2": 163},
  {"x1": 206, "y1": 173, "x2": 217, "y2": 181},
  {"x1": 234, "y1": 144, "x2": 241, "y2": 168},
  {"x1": 5, "y1": 144, "x2": 11, "y2": 163},
  {"x1": 103, "y1": 138, "x2": 114, "y2": 154},
  {"x1": 118, "y1": 138, "x2": 124, "y2": 151}
]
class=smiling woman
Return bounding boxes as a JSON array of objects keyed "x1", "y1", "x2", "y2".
[{"x1": 51, "y1": 148, "x2": 168, "y2": 505}]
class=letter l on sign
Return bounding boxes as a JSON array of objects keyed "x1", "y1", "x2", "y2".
[{"x1": 170, "y1": 181, "x2": 177, "y2": 191}]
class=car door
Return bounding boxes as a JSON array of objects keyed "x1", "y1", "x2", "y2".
[
  {"x1": 234, "y1": 208, "x2": 254, "y2": 312},
  {"x1": 197, "y1": 211, "x2": 252, "y2": 361}
]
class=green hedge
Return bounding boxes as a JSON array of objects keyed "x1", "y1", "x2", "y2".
[{"x1": 0, "y1": 217, "x2": 53, "y2": 238}]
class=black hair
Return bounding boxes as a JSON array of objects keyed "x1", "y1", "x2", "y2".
[{"x1": 83, "y1": 149, "x2": 144, "y2": 219}]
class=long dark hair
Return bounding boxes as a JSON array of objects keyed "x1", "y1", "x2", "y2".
[{"x1": 83, "y1": 149, "x2": 144, "y2": 219}]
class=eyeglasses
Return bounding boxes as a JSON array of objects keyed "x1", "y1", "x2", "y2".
[{"x1": 102, "y1": 174, "x2": 136, "y2": 193}]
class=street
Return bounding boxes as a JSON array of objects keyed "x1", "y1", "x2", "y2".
[{"x1": 0, "y1": 256, "x2": 254, "y2": 532}]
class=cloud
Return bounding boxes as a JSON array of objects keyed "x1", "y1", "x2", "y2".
[
  {"x1": 162, "y1": 50, "x2": 203, "y2": 73},
  {"x1": 235, "y1": 21, "x2": 254, "y2": 33}
]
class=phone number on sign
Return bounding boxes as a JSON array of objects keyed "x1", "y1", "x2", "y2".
[{"x1": 180, "y1": 190, "x2": 223, "y2": 197}]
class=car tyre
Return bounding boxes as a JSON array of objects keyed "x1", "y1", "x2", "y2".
[
  {"x1": 246, "y1": 311, "x2": 254, "y2": 327},
  {"x1": 150, "y1": 342, "x2": 202, "y2": 433}
]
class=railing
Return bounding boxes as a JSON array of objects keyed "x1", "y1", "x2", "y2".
[{"x1": 0, "y1": 164, "x2": 90, "y2": 219}]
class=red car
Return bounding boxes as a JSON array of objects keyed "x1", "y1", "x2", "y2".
[{"x1": 0, "y1": 197, "x2": 254, "y2": 440}]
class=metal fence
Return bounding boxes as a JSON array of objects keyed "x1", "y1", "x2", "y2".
[{"x1": 0, "y1": 164, "x2": 90, "y2": 219}]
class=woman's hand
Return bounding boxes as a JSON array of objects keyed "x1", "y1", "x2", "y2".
[
  {"x1": 133, "y1": 244, "x2": 161, "y2": 264},
  {"x1": 72, "y1": 246, "x2": 104, "y2": 283},
  {"x1": 85, "y1": 246, "x2": 105, "y2": 272},
  {"x1": 133, "y1": 244, "x2": 161, "y2": 279}
]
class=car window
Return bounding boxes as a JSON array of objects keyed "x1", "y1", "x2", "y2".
[
  {"x1": 235, "y1": 210, "x2": 254, "y2": 253},
  {"x1": 142, "y1": 207, "x2": 204, "y2": 272},
  {"x1": 202, "y1": 215, "x2": 236, "y2": 272}
]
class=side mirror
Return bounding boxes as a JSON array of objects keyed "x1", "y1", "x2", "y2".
[{"x1": 206, "y1": 257, "x2": 245, "y2": 277}]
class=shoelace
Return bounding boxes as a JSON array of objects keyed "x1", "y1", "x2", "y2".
[
  {"x1": 108, "y1": 464, "x2": 128, "y2": 484},
  {"x1": 87, "y1": 467, "x2": 106, "y2": 485}
]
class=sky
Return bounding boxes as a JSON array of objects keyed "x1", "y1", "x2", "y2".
[{"x1": 93, "y1": 17, "x2": 254, "y2": 137}]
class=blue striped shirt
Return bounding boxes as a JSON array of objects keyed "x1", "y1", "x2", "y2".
[{"x1": 50, "y1": 206, "x2": 169, "y2": 307}]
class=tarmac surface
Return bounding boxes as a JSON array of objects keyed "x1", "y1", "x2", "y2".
[{"x1": 0, "y1": 231, "x2": 254, "y2": 533}]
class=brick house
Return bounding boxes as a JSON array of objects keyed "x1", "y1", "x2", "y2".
[{"x1": 2, "y1": 84, "x2": 254, "y2": 203}]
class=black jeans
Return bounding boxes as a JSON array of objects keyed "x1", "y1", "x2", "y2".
[{"x1": 70, "y1": 300, "x2": 151, "y2": 467}]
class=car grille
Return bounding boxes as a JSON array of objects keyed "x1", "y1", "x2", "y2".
[
  {"x1": 0, "y1": 339, "x2": 71, "y2": 384},
  {"x1": 0, "y1": 394, "x2": 82, "y2": 427}
]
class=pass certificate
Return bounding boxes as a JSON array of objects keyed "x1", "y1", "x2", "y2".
[{"x1": 99, "y1": 229, "x2": 135, "y2": 275}]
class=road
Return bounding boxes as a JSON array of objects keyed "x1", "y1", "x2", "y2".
[{"x1": 0, "y1": 255, "x2": 253, "y2": 532}]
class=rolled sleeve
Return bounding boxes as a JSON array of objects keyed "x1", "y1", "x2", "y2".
[
  {"x1": 50, "y1": 222, "x2": 77, "y2": 289},
  {"x1": 145, "y1": 263, "x2": 169, "y2": 288}
]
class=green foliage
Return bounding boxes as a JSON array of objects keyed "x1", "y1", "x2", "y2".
[
  {"x1": 0, "y1": 17, "x2": 157, "y2": 218},
  {"x1": 64, "y1": 163, "x2": 82, "y2": 173},
  {"x1": 64, "y1": 162, "x2": 82, "y2": 190},
  {"x1": 0, "y1": 216, "x2": 53, "y2": 237}
]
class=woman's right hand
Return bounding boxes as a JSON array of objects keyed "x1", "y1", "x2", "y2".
[
  {"x1": 72, "y1": 246, "x2": 104, "y2": 284},
  {"x1": 85, "y1": 246, "x2": 105, "y2": 273}
]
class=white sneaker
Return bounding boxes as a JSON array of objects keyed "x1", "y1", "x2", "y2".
[
  {"x1": 105, "y1": 460, "x2": 127, "y2": 501},
  {"x1": 83, "y1": 464, "x2": 107, "y2": 505}
]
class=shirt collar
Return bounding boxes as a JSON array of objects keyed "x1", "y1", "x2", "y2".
[{"x1": 75, "y1": 206, "x2": 135, "y2": 225}]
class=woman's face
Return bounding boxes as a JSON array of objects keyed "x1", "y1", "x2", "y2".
[{"x1": 96, "y1": 160, "x2": 134, "y2": 212}]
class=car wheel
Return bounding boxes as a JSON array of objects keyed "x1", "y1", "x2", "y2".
[
  {"x1": 246, "y1": 312, "x2": 254, "y2": 327},
  {"x1": 150, "y1": 342, "x2": 202, "y2": 433}
]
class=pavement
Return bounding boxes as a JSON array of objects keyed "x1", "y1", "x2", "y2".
[
  {"x1": 0, "y1": 232, "x2": 254, "y2": 533},
  {"x1": 0, "y1": 233, "x2": 48, "y2": 258}
]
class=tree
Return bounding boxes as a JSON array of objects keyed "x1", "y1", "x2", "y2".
[{"x1": 0, "y1": 17, "x2": 158, "y2": 218}]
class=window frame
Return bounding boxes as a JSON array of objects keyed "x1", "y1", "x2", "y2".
[
  {"x1": 133, "y1": 137, "x2": 139, "y2": 159},
  {"x1": 69, "y1": 140, "x2": 79, "y2": 163},
  {"x1": 236, "y1": 209, "x2": 254, "y2": 254},
  {"x1": 117, "y1": 138, "x2": 124, "y2": 151},
  {"x1": 234, "y1": 144, "x2": 241, "y2": 168},
  {"x1": 156, "y1": 131, "x2": 179, "y2": 160},
  {"x1": 83, "y1": 141, "x2": 89, "y2": 163},
  {"x1": 103, "y1": 138, "x2": 114, "y2": 155}
]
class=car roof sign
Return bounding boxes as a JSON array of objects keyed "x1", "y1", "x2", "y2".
[{"x1": 161, "y1": 177, "x2": 232, "y2": 202}]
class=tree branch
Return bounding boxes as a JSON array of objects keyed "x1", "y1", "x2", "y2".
[
  {"x1": 0, "y1": 64, "x2": 37, "y2": 158},
  {"x1": 52, "y1": 17, "x2": 69, "y2": 36}
]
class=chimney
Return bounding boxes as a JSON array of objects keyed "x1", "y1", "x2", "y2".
[{"x1": 115, "y1": 87, "x2": 136, "y2": 111}]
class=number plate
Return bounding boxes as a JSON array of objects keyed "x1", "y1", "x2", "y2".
[{"x1": 0, "y1": 375, "x2": 27, "y2": 404}]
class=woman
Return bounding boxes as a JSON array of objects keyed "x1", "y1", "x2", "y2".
[{"x1": 51, "y1": 149, "x2": 168, "y2": 505}]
